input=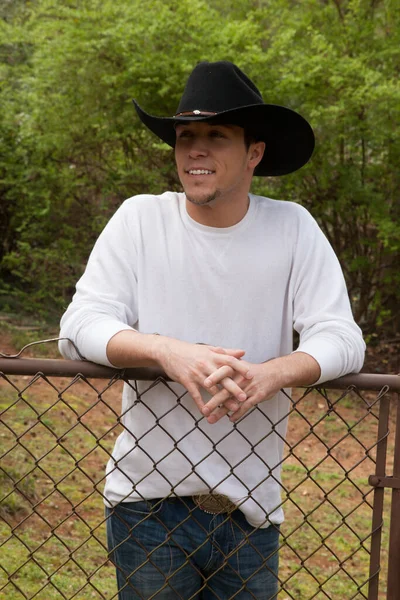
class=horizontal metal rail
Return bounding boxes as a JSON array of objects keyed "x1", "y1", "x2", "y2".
[{"x1": 1, "y1": 357, "x2": 399, "y2": 391}]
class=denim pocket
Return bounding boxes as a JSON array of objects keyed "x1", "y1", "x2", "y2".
[{"x1": 114, "y1": 498, "x2": 164, "y2": 516}]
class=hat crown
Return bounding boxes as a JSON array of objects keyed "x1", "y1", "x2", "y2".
[{"x1": 176, "y1": 61, "x2": 264, "y2": 115}]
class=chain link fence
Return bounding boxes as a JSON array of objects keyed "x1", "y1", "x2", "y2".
[{"x1": 1, "y1": 355, "x2": 399, "y2": 599}]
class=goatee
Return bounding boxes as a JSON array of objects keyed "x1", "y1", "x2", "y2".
[{"x1": 185, "y1": 190, "x2": 220, "y2": 206}]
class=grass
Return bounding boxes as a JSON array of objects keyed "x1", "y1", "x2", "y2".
[
  {"x1": 0, "y1": 318, "x2": 60, "y2": 359},
  {"x1": 279, "y1": 465, "x2": 382, "y2": 599},
  {"x1": 0, "y1": 370, "x2": 394, "y2": 599},
  {"x1": 1, "y1": 520, "x2": 117, "y2": 599},
  {"x1": 0, "y1": 378, "x2": 120, "y2": 599}
]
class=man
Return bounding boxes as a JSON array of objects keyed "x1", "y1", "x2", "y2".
[{"x1": 59, "y1": 61, "x2": 365, "y2": 599}]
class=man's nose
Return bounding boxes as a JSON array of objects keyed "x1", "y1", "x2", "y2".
[{"x1": 188, "y1": 137, "x2": 209, "y2": 158}]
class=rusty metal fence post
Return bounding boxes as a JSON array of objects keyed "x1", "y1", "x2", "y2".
[
  {"x1": 367, "y1": 391, "x2": 390, "y2": 600},
  {"x1": 386, "y1": 391, "x2": 400, "y2": 600}
]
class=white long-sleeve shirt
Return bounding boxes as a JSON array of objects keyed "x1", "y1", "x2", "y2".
[{"x1": 59, "y1": 192, "x2": 365, "y2": 527}]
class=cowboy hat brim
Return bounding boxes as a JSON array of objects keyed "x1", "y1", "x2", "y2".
[{"x1": 133, "y1": 100, "x2": 315, "y2": 177}]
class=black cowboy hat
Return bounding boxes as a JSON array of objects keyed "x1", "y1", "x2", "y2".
[{"x1": 133, "y1": 60, "x2": 315, "y2": 177}]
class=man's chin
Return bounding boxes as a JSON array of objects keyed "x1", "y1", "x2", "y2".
[{"x1": 185, "y1": 191, "x2": 220, "y2": 206}]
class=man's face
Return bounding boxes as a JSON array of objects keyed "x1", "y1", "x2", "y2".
[{"x1": 174, "y1": 121, "x2": 262, "y2": 207}]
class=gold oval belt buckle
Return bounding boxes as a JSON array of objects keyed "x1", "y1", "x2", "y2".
[{"x1": 192, "y1": 493, "x2": 237, "y2": 515}]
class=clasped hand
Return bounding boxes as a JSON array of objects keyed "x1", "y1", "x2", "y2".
[
  {"x1": 158, "y1": 339, "x2": 254, "y2": 415},
  {"x1": 158, "y1": 339, "x2": 284, "y2": 424},
  {"x1": 202, "y1": 360, "x2": 283, "y2": 424}
]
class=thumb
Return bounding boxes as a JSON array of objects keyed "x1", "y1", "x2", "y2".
[
  {"x1": 221, "y1": 348, "x2": 246, "y2": 358},
  {"x1": 205, "y1": 345, "x2": 246, "y2": 358}
]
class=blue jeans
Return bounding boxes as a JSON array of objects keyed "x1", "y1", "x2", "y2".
[{"x1": 106, "y1": 497, "x2": 280, "y2": 599}]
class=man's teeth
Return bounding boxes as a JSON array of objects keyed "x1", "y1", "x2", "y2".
[{"x1": 188, "y1": 169, "x2": 213, "y2": 175}]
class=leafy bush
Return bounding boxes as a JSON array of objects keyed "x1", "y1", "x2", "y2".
[{"x1": 1, "y1": 0, "x2": 399, "y2": 335}]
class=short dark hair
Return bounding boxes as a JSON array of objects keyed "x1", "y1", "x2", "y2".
[
  {"x1": 244, "y1": 128, "x2": 260, "y2": 150},
  {"x1": 211, "y1": 120, "x2": 260, "y2": 149}
]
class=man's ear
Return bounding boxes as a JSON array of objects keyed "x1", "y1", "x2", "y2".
[{"x1": 248, "y1": 141, "x2": 266, "y2": 170}]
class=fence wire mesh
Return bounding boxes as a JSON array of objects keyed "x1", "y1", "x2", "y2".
[{"x1": 0, "y1": 360, "x2": 399, "y2": 600}]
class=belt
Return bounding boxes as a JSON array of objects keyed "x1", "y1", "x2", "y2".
[{"x1": 192, "y1": 493, "x2": 237, "y2": 515}]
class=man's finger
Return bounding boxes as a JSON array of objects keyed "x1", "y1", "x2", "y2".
[
  {"x1": 206, "y1": 404, "x2": 230, "y2": 424},
  {"x1": 206, "y1": 397, "x2": 241, "y2": 424},
  {"x1": 202, "y1": 387, "x2": 233, "y2": 416},
  {"x1": 220, "y1": 376, "x2": 247, "y2": 402},
  {"x1": 185, "y1": 383, "x2": 205, "y2": 412},
  {"x1": 222, "y1": 398, "x2": 240, "y2": 412},
  {"x1": 206, "y1": 384, "x2": 220, "y2": 397},
  {"x1": 213, "y1": 355, "x2": 253, "y2": 380},
  {"x1": 229, "y1": 397, "x2": 259, "y2": 422},
  {"x1": 203, "y1": 372, "x2": 248, "y2": 414},
  {"x1": 224, "y1": 349, "x2": 246, "y2": 358},
  {"x1": 204, "y1": 365, "x2": 234, "y2": 387},
  {"x1": 212, "y1": 347, "x2": 246, "y2": 358}
]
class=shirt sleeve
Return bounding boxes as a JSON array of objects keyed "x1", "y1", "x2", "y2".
[
  {"x1": 290, "y1": 206, "x2": 366, "y2": 384},
  {"x1": 59, "y1": 200, "x2": 138, "y2": 367}
]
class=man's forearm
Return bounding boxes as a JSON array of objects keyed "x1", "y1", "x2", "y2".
[
  {"x1": 264, "y1": 351, "x2": 321, "y2": 389},
  {"x1": 106, "y1": 330, "x2": 163, "y2": 367}
]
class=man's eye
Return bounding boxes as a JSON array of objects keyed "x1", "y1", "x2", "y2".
[
  {"x1": 177, "y1": 130, "x2": 192, "y2": 139},
  {"x1": 210, "y1": 130, "x2": 225, "y2": 138}
]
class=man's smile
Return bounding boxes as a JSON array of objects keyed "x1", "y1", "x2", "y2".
[{"x1": 186, "y1": 169, "x2": 215, "y2": 175}]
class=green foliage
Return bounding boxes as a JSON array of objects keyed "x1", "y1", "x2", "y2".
[{"x1": 0, "y1": 0, "x2": 399, "y2": 334}]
